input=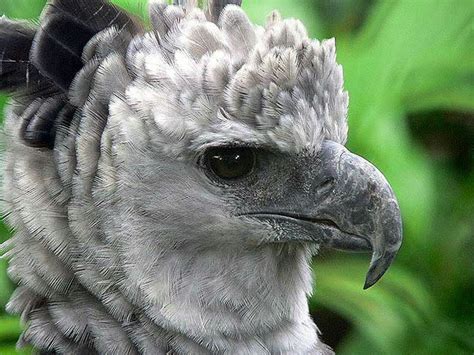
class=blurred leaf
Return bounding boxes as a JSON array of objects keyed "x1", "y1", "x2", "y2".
[
  {"x1": 111, "y1": 0, "x2": 149, "y2": 21},
  {"x1": 0, "y1": 345, "x2": 32, "y2": 355},
  {"x1": 336, "y1": 0, "x2": 473, "y2": 124},
  {"x1": 0, "y1": 0, "x2": 46, "y2": 18},
  {"x1": 311, "y1": 256, "x2": 436, "y2": 353},
  {"x1": 405, "y1": 84, "x2": 474, "y2": 113},
  {"x1": 0, "y1": 316, "x2": 22, "y2": 343},
  {"x1": 0, "y1": 259, "x2": 14, "y2": 309}
]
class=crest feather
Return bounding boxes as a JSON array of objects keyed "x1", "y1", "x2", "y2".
[
  {"x1": 179, "y1": 21, "x2": 227, "y2": 60},
  {"x1": 130, "y1": 7, "x2": 349, "y2": 154},
  {"x1": 207, "y1": 0, "x2": 243, "y2": 23},
  {"x1": 220, "y1": 5, "x2": 257, "y2": 65}
]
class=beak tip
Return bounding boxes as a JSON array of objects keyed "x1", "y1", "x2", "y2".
[
  {"x1": 363, "y1": 248, "x2": 400, "y2": 290},
  {"x1": 363, "y1": 274, "x2": 379, "y2": 290}
]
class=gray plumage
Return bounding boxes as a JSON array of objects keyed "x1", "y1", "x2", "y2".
[{"x1": 0, "y1": 0, "x2": 402, "y2": 354}]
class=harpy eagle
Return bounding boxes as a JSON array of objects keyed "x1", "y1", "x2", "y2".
[{"x1": 0, "y1": 0, "x2": 402, "y2": 353}]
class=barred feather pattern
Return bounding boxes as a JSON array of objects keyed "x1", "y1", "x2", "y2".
[{"x1": 1, "y1": 0, "x2": 347, "y2": 353}]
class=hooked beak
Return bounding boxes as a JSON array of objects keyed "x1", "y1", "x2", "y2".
[{"x1": 244, "y1": 140, "x2": 403, "y2": 289}]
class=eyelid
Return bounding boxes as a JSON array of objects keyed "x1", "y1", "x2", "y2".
[{"x1": 195, "y1": 144, "x2": 263, "y2": 167}]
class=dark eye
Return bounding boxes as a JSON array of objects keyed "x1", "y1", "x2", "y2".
[{"x1": 204, "y1": 147, "x2": 256, "y2": 180}]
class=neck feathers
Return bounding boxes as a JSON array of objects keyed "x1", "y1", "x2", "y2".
[{"x1": 141, "y1": 244, "x2": 327, "y2": 352}]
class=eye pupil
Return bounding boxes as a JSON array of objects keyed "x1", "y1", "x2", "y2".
[{"x1": 206, "y1": 147, "x2": 256, "y2": 180}]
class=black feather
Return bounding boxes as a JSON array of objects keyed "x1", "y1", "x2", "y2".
[
  {"x1": 31, "y1": 0, "x2": 141, "y2": 91},
  {"x1": 20, "y1": 97, "x2": 67, "y2": 149},
  {"x1": 31, "y1": 15, "x2": 96, "y2": 91},
  {"x1": 6, "y1": 0, "x2": 142, "y2": 149},
  {"x1": 0, "y1": 18, "x2": 48, "y2": 91}
]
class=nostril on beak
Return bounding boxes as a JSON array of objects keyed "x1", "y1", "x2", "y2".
[{"x1": 318, "y1": 177, "x2": 335, "y2": 193}]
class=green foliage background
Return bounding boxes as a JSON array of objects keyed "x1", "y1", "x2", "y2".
[{"x1": 0, "y1": 0, "x2": 473, "y2": 354}]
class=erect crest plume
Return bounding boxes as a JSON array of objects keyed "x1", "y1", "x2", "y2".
[{"x1": 124, "y1": 0, "x2": 348, "y2": 158}]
